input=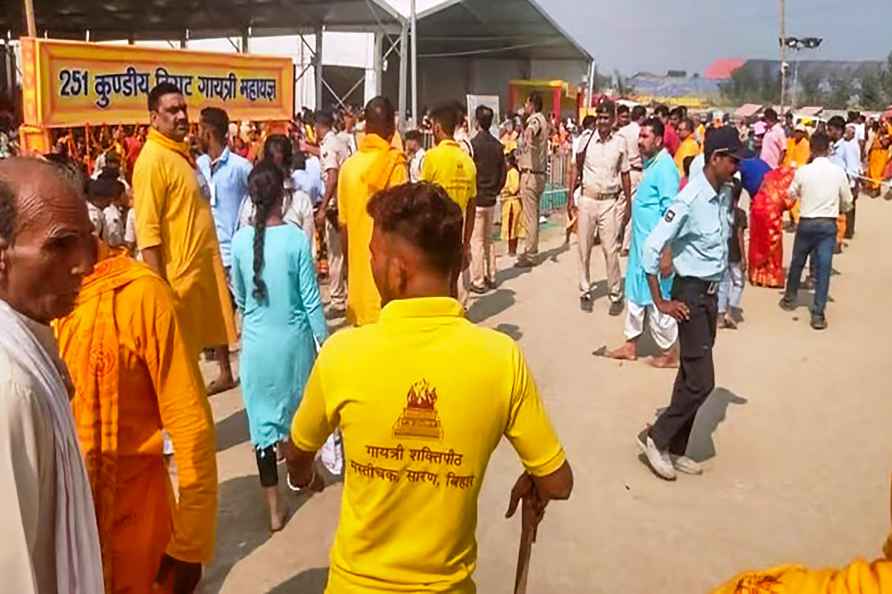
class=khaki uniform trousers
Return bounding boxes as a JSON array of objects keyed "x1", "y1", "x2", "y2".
[
  {"x1": 576, "y1": 194, "x2": 623, "y2": 303},
  {"x1": 520, "y1": 172, "x2": 546, "y2": 257}
]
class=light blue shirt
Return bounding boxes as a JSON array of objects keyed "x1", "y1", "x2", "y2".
[
  {"x1": 830, "y1": 138, "x2": 861, "y2": 179},
  {"x1": 626, "y1": 149, "x2": 679, "y2": 306},
  {"x1": 292, "y1": 155, "x2": 325, "y2": 206},
  {"x1": 197, "y1": 147, "x2": 253, "y2": 267},
  {"x1": 688, "y1": 152, "x2": 705, "y2": 180},
  {"x1": 642, "y1": 172, "x2": 732, "y2": 282}
]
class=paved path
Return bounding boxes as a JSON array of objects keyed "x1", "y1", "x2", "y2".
[{"x1": 201, "y1": 195, "x2": 892, "y2": 594}]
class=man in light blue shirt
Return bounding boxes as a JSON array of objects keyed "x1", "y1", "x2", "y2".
[
  {"x1": 197, "y1": 107, "x2": 251, "y2": 394},
  {"x1": 828, "y1": 117, "x2": 861, "y2": 242},
  {"x1": 604, "y1": 117, "x2": 680, "y2": 367},
  {"x1": 635, "y1": 126, "x2": 743, "y2": 482}
]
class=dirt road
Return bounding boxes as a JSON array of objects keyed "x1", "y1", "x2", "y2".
[{"x1": 202, "y1": 195, "x2": 892, "y2": 593}]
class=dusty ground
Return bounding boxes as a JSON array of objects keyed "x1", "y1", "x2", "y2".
[{"x1": 199, "y1": 195, "x2": 892, "y2": 594}]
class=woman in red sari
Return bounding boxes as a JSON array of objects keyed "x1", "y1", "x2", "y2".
[{"x1": 748, "y1": 166, "x2": 796, "y2": 288}]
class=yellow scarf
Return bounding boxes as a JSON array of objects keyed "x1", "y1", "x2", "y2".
[
  {"x1": 359, "y1": 132, "x2": 408, "y2": 194},
  {"x1": 57, "y1": 246, "x2": 157, "y2": 592},
  {"x1": 147, "y1": 127, "x2": 196, "y2": 169}
]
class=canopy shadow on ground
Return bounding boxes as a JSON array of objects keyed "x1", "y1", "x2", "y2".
[
  {"x1": 203, "y1": 475, "x2": 315, "y2": 592},
  {"x1": 466, "y1": 288, "x2": 516, "y2": 324},
  {"x1": 215, "y1": 408, "x2": 249, "y2": 452},
  {"x1": 267, "y1": 567, "x2": 329, "y2": 594}
]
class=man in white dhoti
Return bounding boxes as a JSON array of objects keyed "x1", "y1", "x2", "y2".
[{"x1": 0, "y1": 157, "x2": 104, "y2": 594}]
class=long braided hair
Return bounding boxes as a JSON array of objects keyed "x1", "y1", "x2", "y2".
[{"x1": 247, "y1": 160, "x2": 285, "y2": 304}]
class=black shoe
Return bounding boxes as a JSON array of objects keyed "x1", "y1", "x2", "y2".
[
  {"x1": 608, "y1": 300, "x2": 624, "y2": 317},
  {"x1": 778, "y1": 297, "x2": 796, "y2": 312},
  {"x1": 514, "y1": 256, "x2": 534, "y2": 269},
  {"x1": 580, "y1": 292, "x2": 593, "y2": 312},
  {"x1": 810, "y1": 313, "x2": 828, "y2": 330},
  {"x1": 468, "y1": 284, "x2": 487, "y2": 295},
  {"x1": 486, "y1": 278, "x2": 497, "y2": 290}
]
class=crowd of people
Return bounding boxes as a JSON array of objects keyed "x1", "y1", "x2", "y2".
[{"x1": 1, "y1": 76, "x2": 891, "y2": 594}]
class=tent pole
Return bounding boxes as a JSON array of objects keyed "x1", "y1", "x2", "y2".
[
  {"x1": 373, "y1": 32, "x2": 383, "y2": 96},
  {"x1": 23, "y1": 0, "x2": 37, "y2": 37},
  {"x1": 398, "y1": 22, "x2": 408, "y2": 131},
  {"x1": 241, "y1": 28, "x2": 249, "y2": 54},
  {"x1": 410, "y1": 0, "x2": 418, "y2": 127},
  {"x1": 314, "y1": 26, "x2": 323, "y2": 110}
]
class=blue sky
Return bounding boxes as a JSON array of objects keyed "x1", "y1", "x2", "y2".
[{"x1": 540, "y1": 0, "x2": 892, "y2": 75}]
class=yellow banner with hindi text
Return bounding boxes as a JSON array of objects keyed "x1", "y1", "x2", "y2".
[{"x1": 20, "y1": 38, "x2": 294, "y2": 128}]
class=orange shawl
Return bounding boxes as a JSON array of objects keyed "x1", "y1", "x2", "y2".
[
  {"x1": 60, "y1": 248, "x2": 157, "y2": 591},
  {"x1": 359, "y1": 132, "x2": 408, "y2": 194}
]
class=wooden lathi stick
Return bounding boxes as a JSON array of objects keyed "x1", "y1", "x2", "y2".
[{"x1": 513, "y1": 496, "x2": 538, "y2": 594}]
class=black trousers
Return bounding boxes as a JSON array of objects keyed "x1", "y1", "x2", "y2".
[{"x1": 649, "y1": 276, "x2": 717, "y2": 455}]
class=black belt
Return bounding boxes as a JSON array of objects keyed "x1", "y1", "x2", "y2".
[
  {"x1": 631, "y1": 166, "x2": 643, "y2": 171},
  {"x1": 675, "y1": 276, "x2": 719, "y2": 295},
  {"x1": 800, "y1": 217, "x2": 838, "y2": 223},
  {"x1": 521, "y1": 169, "x2": 545, "y2": 175}
]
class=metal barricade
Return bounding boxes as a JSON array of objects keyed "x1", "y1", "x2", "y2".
[{"x1": 541, "y1": 150, "x2": 571, "y2": 215}]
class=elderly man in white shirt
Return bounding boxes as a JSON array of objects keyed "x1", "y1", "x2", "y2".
[
  {"x1": 780, "y1": 131, "x2": 853, "y2": 330},
  {"x1": 0, "y1": 157, "x2": 103, "y2": 594}
]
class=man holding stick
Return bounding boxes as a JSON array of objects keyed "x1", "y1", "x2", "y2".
[{"x1": 286, "y1": 181, "x2": 573, "y2": 593}]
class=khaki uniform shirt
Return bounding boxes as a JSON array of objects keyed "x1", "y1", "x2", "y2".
[
  {"x1": 321, "y1": 130, "x2": 351, "y2": 175},
  {"x1": 582, "y1": 131, "x2": 630, "y2": 197},
  {"x1": 517, "y1": 112, "x2": 549, "y2": 173}
]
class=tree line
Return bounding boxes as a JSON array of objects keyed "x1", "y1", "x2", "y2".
[{"x1": 720, "y1": 52, "x2": 892, "y2": 110}]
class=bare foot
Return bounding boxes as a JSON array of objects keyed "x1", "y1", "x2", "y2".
[
  {"x1": 206, "y1": 375, "x2": 238, "y2": 396},
  {"x1": 649, "y1": 345, "x2": 679, "y2": 368},
  {"x1": 720, "y1": 314, "x2": 738, "y2": 330},
  {"x1": 649, "y1": 353, "x2": 679, "y2": 368},
  {"x1": 606, "y1": 343, "x2": 637, "y2": 361},
  {"x1": 270, "y1": 507, "x2": 288, "y2": 533}
]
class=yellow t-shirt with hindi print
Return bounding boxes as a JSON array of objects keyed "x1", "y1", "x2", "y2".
[{"x1": 291, "y1": 297, "x2": 566, "y2": 594}]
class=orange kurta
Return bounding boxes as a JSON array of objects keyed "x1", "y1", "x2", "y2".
[
  {"x1": 56, "y1": 251, "x2": 218, "y2": 594},
  {"x1": 712, "y1": 560, "x2": 892, "y2": 594},
  {"x1": 337, "y1": 133, "x2": 409, "y2": 326},
  {"x1": 132, "y1": 128, "x2": 236, "y2": 357}
]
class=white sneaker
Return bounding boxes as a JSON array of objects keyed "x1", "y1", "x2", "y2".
[
  {"x1": 636, "y1": 430, "x2": 676, "y2": 481},
  {"x1": 672, "y1": 455, "x2": 703, "y2": 475}
]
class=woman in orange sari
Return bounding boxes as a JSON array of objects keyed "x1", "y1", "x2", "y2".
[
  {"x1": 748, "y1": 166, "x2": 796, "y2": 288},
  {"x1": 865, "y1": 120, "x2": 891, "y2": 196}
]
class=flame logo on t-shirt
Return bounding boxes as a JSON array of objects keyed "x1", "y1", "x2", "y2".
[{"x1": 393, "y1": 379, "x2": 444, "y2": 440}]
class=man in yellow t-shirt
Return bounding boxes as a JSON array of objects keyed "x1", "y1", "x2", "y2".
[
  {"x1": 337, "y1": 96, "x2": 409, "y2": 326},
  {"x1": 132, "y1": 82, "x2": 236, "y2": 363},
  {"x1": 421, "y1": 103, "x2": 478, "y2": 303},
  {"x1": 674, "y1": 117, "x2": 701, "y2": 176},
  {"x1": 286, "y1": 182, "x2": 573, "y2": 594}
]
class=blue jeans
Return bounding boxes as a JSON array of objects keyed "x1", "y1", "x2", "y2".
[{"x1": 784, "y1": 218, "x2": 836, "y2": 316}]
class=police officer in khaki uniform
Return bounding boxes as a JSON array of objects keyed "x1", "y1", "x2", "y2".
[
  {"x1": 315, "y1": 111, "x2": 351, "y2": 318},
  {"x1": 516, "y1": 92, "x2": 549, "y2": 268}
]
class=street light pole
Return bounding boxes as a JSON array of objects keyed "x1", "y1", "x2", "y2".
[
  {"x1": 23, "y1": 0, "x2": 37, "y2": 37},
  {"x1": 779, "y1": 0, "x2": 786, "y2": 113}
]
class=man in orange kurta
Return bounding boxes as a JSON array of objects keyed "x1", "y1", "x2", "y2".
[
  {"x1": 132, "y1": 82, "x2": 236, "y2": 367},
  {"x1": 711, "y1": 475, "x2": 892, "y2": 594},
  {"x1": 55, "y1": 246, "x2": 218, "y2": 594},
  {"x1": 784, "y1": 125, "x2": 812, "y2": 224},
  {"x1": 338, "y1": 96, "x2": 409, "y2": 326}
]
